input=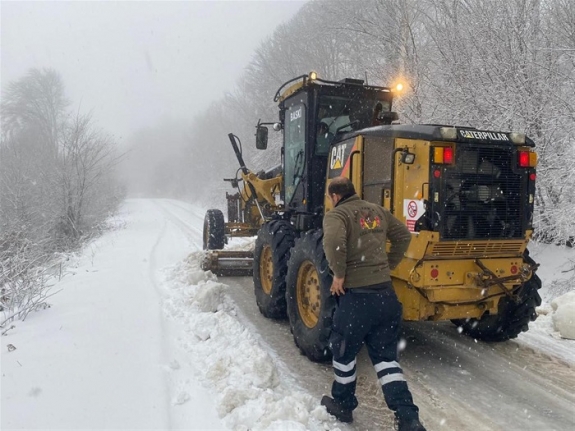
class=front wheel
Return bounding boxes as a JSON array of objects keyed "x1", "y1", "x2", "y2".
[
  {"x1": 286, "y1": 229, "x2": 335, "y2": 362},
  {"x1": 203, "y1": 209, "x2": 225, "y2": 250},
  {"x1": 253, "y1": 220, "x2": 296, "y2": 319}
]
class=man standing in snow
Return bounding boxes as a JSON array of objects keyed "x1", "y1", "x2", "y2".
[{"x1": 321, "y1": 176, "x2": 426, "y2": 431}]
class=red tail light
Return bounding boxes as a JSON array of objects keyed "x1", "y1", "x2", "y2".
[
  {"x1": 443, "y1": 147, "x2": 454, "y2": 164},
  {"x1": 433, "y1": 147, "x2": 455, "y2": 164},
  {"x1": 518, "y1": 151, "x2": 530, "y2": 167}
]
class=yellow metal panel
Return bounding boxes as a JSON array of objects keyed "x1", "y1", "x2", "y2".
[
  {"x1": 392, "y1": 277, "x2": 499, "y2": 321},
  {"x1": 277, "y1": 81, "x2": 305, "y2": 102},
  {"x1": 410, "y1": 257, "x2": 525, "y2": 287},
  {"x1": 392, "y1": 139, "x2": 431, "y2": 223},
  {"x1": 351, "y1": 136, "x2": 364, "y2": 198},
  {"x1": 383, "y1": 189, "x2": 391, "y2": 209},
  {"x1": 428, "y1": 239, "x2": 526, "y2": 258},
  {"x1": 391, "y1": 278, "x2": 434, "y2": 320},
  {"x1": 324, "y1": 136, "x2": 364, "y2": 214}
]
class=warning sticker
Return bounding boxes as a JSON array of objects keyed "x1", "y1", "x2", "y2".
[{"x1": 403, "y1": 199, "x2": 425, "y2": 232}]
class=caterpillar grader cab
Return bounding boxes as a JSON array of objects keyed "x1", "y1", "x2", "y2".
[{"x1": 202, "y1": 72, "x2": 541, "y2": 362}]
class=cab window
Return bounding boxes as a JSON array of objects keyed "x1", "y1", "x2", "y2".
[{"x1": 285, "y1": 103, "x2": 306, "y2": 203}]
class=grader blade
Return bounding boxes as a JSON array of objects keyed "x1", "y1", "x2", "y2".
[{"x1": 201, "y1": 250, "x2": 254, "y2": 276}]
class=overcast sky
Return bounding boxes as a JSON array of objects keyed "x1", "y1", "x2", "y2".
[{"x1": 1, "y1": 0, "x2": 305, "y2": 142}]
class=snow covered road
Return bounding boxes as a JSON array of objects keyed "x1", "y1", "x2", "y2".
[
  {"x1": 1, "y1": 200, "x2": 224, "y2": 430},
  {"x1": 224, "y1": 275, "x2": 575, "y2": 431},
  {"x1": 2, "y1": 198, "x2": 574, "y2": 431}
]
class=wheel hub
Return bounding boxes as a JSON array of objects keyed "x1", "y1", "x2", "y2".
[
  {"x1": 297, "y1": 260, "x2": 321, "y2": 328},
  {"x1": 260, "y1": 245, "x2": 274, "y2": 294}
]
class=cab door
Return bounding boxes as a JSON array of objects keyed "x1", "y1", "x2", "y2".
[{"x1": 283, "y1": 99, "x2": 308, "y2": 208}]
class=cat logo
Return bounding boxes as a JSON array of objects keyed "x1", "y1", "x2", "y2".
[
  {"x1": 359, "y1": 212, "x2": 381, "y2": 230},
  {"x1": 330, "y1": 144, "x2": 347, "y2": 169}
]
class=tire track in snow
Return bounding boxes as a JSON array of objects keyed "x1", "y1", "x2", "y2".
[
  {"x1": 154, "y1": 201, "x2": 203, "y2": 251},
  {"x1": 399, "y1": 321, "x2": 575, "y2": 431},
  {"x1": 146, "y1": 207, "x2": 174, "y2": 430},
  {"x1": 158, "y1": 199, "x2": 205, "y2": 223}
]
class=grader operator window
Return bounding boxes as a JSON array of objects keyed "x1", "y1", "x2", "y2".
[
  {"x1": 285, "y1": 103, "x2": 307, "y2": 203},
  {"x1": 316, "y1": 95, "x2": 392, "y2": 156}
]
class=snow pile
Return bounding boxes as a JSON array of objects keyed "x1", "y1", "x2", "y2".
[
  {"x1": 527, "y1": 242, "x2": 575, "y2": 341},
  {"x1": 225, "y1": 236, "x2": 257, "y2": 252},
  {"x1": 550, "y1": 291, "x2": 575, "y2": 340},
  {"x1": 160, "y1": 251, "x2": 337, "y2": 431},
  {"x1": 516, "y1": 243, "x2": 575, "y2": 362}
]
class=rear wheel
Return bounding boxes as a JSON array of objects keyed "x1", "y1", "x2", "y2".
[
  {"x1": 203, "y1": 209, "x2": 225, "y2": 250},
  {"x1": 286, "y1": 230, "x2": 335, "y2": 362},
  {"x1": 253, "y1": 220, "x2": 296, "y2": 319},
  {"x1": 454, "y1": 252, "x2": 542, "y2": 341}
]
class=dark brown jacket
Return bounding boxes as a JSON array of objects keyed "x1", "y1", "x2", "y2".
[{"x1": 322, "y1": 195, "x2": 412, "y2": 288}]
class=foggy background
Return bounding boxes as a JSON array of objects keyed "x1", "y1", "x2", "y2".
[{"x1": 1, "y1": 1, "x2": 305, "y2": 141}]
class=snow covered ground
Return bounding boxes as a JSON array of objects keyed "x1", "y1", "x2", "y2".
[
  {"x1": 517, "y1": 242, "x2": 575, "y2": 362},
  {"x1": 2, "y1": 199, "x2": 574, "y2": 430}
]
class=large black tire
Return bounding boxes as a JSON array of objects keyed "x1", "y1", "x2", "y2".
[
  {"x1": 253, "y1": 220, "x2": 296, "y2": 319},
  {"x1": 286, "y1": 229, "x2": 336, "y2": 362},
  {"x1": 455, "y1": 253, "x2": 542, "y2": 342},
  {"x1": 203, "y1": 209, "x2": 225, "y2": 250}
]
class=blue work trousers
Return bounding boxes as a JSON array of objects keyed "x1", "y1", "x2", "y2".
[{"x1": 329, "y1": 283, "x2": 419, "y2": 421}]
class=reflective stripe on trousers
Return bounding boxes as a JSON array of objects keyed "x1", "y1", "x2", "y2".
[
  {"x1": 333, "y1": 358, "x2": 357, "y2": 385},
  {"x1": 374, "y1": 360, "x2": 406, "y2": 386}
]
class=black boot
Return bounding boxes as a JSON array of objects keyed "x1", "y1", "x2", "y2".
[
  {"x1": 396, "y1": 417, "x2": 427, "y2": 431},
  {"x1": 321, "y1": 395, "x2": 353, "y2": 423}
]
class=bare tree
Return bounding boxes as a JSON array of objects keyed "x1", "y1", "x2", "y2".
[
  {"x1": 1, "y1": 68, "x2": 68, "y2": 152},
  {"x1": 0, "y1": 68, "x2": 124, "y2": 323},
  {"x1": 1, "y1": 68, "x2": 67, "y2": 244},
  {"x1": 56, "y1": 112, "x2": 123, "y2": 243}
]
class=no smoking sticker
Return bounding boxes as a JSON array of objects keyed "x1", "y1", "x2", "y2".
[
  {"x1": 407, "y1": 201, "x2": 418, "y2": 218},
  {"x1": 403, "y1": 199, "x2": 425, "y2": 232}
]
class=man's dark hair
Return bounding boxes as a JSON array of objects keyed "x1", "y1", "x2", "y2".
[{"x1": 328, "y1": 177, "x2": 356, "y2": 197}]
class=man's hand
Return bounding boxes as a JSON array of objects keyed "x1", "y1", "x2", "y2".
[{"x1": 330, "y1": 276, "x2": 346, "y2": 296}]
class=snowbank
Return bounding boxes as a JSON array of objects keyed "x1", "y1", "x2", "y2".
[
  {"x1": 550, "y1": 291, "x2": 575, "y2": 340},
  {"x1": 518, "y1": 242, "x2": 575, "y2": 361},
  {"x1": 160, "y1": 251, "x2": 338, "y2": 431},
  {"x1": 529, "y1": 242, "x2": 575, "y2": 340}
]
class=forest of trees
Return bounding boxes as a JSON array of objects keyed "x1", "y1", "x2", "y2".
[
  {"x1": 125, "y1": 0, "x2": 574, "y2": 245},
  {"x1": 0, "y1": 68, "x2": 124, "y2": 322}
]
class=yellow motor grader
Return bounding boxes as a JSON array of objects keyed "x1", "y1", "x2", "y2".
[{"x1": 202, "y1": 72, "x2": 541, "y2": 362}]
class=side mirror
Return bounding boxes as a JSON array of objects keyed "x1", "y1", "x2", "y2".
[
  {"x1": 256, "y1": 126, "x2": 268, "y2": 150},
  {"x1": 378, "y1": 111, "x2": 399, "y2": 125}
]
